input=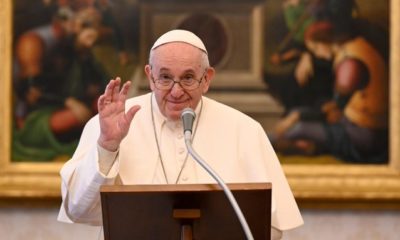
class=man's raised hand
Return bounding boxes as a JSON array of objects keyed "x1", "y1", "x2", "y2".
[{"x1": 97, "y1": 78, "x2": 141, "y2": 151}]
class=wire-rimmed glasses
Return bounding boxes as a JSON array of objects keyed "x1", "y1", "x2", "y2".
[{"x1": 151, "y1": 69, "x2": 207, "y2": 90}]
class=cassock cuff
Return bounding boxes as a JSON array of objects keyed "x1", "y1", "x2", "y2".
[{"x1": 97, "y1": 144, "x2": 119, "y2": 177}]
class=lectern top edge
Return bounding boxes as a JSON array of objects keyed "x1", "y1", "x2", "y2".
[{"x1": 100, "y1": 182, "x2": 272, "y2": 193}]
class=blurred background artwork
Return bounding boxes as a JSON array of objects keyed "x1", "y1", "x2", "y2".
[
  {"x1": 263, "y1": 0, "x2": 389, "y2": 164},
  {"x1": 11, "y1": 0, "x2": 269, "y2": 162},
  {"x1": 10, "y1": 0, "x2": 389, "y2": 165},
  {"x1": 2, "y1": 3, "x2": 400, "y2": 238},
  {"x1": 11, "y1": 0, "x2": 139, "y2": 162}
]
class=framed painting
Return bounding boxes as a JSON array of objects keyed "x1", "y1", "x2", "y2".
[
  {"x1": 0, "y1": 0, "x2": 140, "y2": 202},
  {"x1": 0, "y1": 0, "x2": 399, "y2": 208},
  {"x1": 262, "y1": 0, "x2": 400, "y2": 208}
]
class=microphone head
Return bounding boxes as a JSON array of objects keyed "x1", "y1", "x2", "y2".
[
  {"x1": 181, "y1": 108, "x2": 196, "y2": 118},
  {"x1": 181, "y1": 108, "x2": 196, "y2": 133}
]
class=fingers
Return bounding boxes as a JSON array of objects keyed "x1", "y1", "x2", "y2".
[
  {"x1": 125, "y1": 105, "x2": 141, "y2": 123},
  {"x1": 103, "y1": 77, "x2": 121, "y2": 102},
  {"x1": 111, "y1": 77, "x2": 121, "y2": 102},
  {"x1": 118, "y1": 81, "x2": 131, "y2": 103},
  {"x1": 105, "y1": 78, "x2": 132, "y2": 103},
  {"x1": 97, "y1": 94, "x2": 108, "y2": 111},
  {"x1": 98, "y1": 78, "x2": 131, "y2": 110}
]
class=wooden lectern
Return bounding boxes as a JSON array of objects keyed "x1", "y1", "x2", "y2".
[{"x1": 100, "y1": 183, "x2": 271, "y2": 240}]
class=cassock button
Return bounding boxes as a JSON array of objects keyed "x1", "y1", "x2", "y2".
[{"x1": 179, "y1": 148, "x2": 185, "y2": 154}]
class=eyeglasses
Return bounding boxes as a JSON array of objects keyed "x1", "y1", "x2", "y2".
[{"x1": 151, "y1": 69, "x2": 207, "y2": 91}]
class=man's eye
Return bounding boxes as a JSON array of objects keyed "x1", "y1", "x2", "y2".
[
  {"x1": 182, "y1": 76, "x2": 194, "y2": 82},
  {"x1": 160, "y1": 75, "x2": 172, "y2": 80},
  {"x1": 184, "y1": 75, "x2": 194, "y2": 80}
]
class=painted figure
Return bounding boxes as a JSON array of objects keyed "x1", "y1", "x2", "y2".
[
  {"x1": 271, "y1": 21, "x2": 388, "y2": 163},
  {"x1": 13, "y1": 7, "x2": 109, "y2": 161}
]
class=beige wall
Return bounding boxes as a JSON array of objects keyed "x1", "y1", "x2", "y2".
[{"x1": 0, "y1": 208, "x2": 399, "y2": 240}]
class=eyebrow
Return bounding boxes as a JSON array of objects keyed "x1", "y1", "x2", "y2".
[{"x1": 157, "y1": 68, "x2": 197, "y2": 75}]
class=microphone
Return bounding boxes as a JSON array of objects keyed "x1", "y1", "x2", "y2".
[
  {"x1": 180, "y1": 108, "x2": 254, "y2": 240},
  {"x1": 181, "y1": 108, "x2": 196, "y2": 140}
]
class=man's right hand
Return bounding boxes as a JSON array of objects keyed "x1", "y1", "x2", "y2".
[{"x1": 97, "y1": 78, "x2": 141, "y2": 151}]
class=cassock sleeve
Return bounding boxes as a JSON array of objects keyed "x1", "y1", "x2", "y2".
[{"x1": 57, "y1": 115, "x2": 120, "y2": 225}]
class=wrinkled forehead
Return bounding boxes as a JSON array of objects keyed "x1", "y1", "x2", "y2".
[{"x1": 150, "y1": 42, "x2": 204, "y2": 71}]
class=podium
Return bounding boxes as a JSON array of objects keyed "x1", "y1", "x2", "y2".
[{"x1": 100, "y1": 183, "x2": 271, "y2": 240}]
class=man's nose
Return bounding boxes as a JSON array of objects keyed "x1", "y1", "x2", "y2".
[{"x1": 170, "y1": 81, "x2": 185, "y2": 97}]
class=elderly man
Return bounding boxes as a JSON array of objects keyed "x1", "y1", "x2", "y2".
[{"x1": 58, "y1": 29, "x2": 303, "y2": 239}]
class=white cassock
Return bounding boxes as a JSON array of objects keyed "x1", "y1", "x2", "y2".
[{"x1": 58, "y1": 93, "x2": 303, "y2": 236}]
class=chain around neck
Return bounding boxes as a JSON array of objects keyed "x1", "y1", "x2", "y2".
[{"x1": 150, "y1": 94, "x2": 203, "y2": 184}]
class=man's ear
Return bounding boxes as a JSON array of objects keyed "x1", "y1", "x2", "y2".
[
  {"x1": 202, "y1": 67, "x2": 215, "y2": 94},
  {"x1": 144, "y1": 64, "x2": 155, "y2": 91}
]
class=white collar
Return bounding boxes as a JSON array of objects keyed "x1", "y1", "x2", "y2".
[{"x1": 151, "y1": 93, "x2": 203, "y2": 131}]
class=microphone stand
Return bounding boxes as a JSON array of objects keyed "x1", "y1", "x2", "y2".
[{"x1": 184, "y1": 131, "x2": 254, "y2": 240}]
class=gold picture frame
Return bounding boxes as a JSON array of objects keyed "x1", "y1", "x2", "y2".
[{"x1": 0, "y1": 0, "x2": 399, "y2": 207}]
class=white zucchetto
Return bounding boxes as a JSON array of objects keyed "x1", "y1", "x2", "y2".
[{"x1": 151, "y1": 29, "x2": 208, "y2": 54}]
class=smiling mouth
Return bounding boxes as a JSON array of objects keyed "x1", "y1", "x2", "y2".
[
  {"x1": 166, "y1": 100, "x2": 190, "y2": 109},
  {"x1": 167, "y1": 98, "x2": 189, "y2": 104}
]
